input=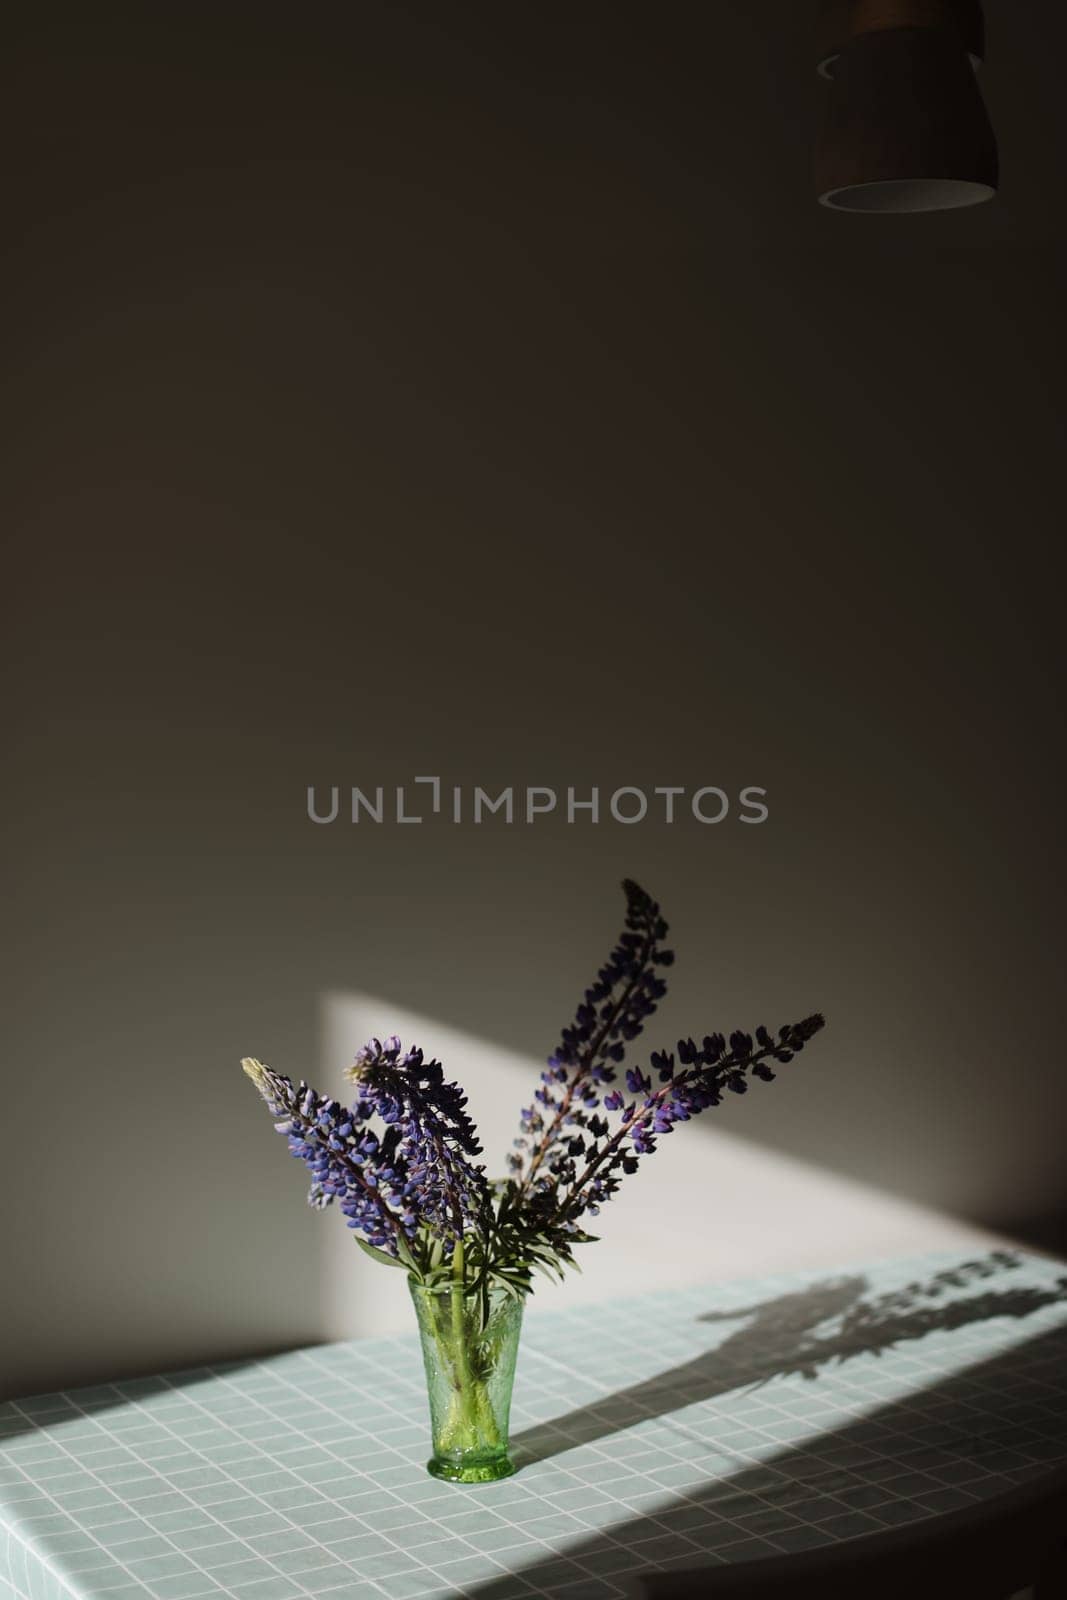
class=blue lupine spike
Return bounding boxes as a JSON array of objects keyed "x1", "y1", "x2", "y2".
[{"x1": 243, "y1": 1039, "x2": 488, "y2": 1255}]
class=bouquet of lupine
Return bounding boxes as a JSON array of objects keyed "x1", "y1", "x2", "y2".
[{"x1": 243, "y1": 882, "x2": 825, "y2": 1481}]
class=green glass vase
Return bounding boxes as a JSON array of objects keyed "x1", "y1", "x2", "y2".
[{"x1": 409, "y1": 1276, "x2": 524, "y2": 1483}]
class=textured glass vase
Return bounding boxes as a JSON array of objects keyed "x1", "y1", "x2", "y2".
[{"x1": 409, "y1": 1277, "x2": 523, "y2": 1483}]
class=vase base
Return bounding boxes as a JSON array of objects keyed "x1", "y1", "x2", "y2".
[{"x1": 427, "y1": 1455, "x2": 516, "y2": 1484}]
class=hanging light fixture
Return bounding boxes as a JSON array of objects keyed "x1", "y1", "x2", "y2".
[{"x1": 815, "y1": 1, "x2": 998, "y2": 213}]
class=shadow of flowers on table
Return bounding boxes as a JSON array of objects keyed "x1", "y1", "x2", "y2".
[
  {"x1": 510, "y1": 1250, "x2": 1067, "y2": 1469},
  {"x1": 461, "y1": 1253, "x2": 1067, "y2": 1600}
]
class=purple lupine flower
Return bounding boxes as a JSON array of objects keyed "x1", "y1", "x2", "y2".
[
  {"x1": 244, "y1": 881, "x2": 827, "y2": 1303},
  {"x1": 543, "y1": 1013, "x2": 826, "y2": 1224},
  {"x1": 345, "y1": 1036, "x2": 489, "y2": 1241},
  {"x1": 243, "y1": 1041, "x2": 489, "y2": 1256},
  {"x1": 511, "y1": 880, "x2": 672, "y2": 1194},
  {"x1": 242, "y1": 1058, "x2": 411, "y2": 1253},
  {"x1": 650, "y1": 1050, "x2": 675, "y2": 1082}
]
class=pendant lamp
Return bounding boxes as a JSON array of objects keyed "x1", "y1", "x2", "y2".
[{"x1": 815, "y1": 1, "x2": 998, "y2": 213}]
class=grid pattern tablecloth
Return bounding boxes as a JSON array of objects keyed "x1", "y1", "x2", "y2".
[{"x1": 3, "y1": 1250, "x2": 1067, "y2": 1600}]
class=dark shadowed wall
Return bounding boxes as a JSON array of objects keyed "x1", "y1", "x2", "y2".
[{"x1": 2, "y1": 1, "x2": 1064, "y2": 1397}]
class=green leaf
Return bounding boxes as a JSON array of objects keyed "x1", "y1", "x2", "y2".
[
  {"x1": 354, "y1": 1238, "x2": 409, "y2": 1271},
  {"x1": 394, "y1": 1233, "x2": 423, "y2": 1277}
]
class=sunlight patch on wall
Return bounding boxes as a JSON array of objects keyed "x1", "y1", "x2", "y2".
[{"x1": 318, "y1": 992, "x2": 1003, "y2": 1340}]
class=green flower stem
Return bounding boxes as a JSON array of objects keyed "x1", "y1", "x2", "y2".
[
  {"x1": 449, "y1": 1240, "x2": 474, "y2": 1397},
  {"x1": 432, "y1": 1253, "x2": 505, "y2": 1457},
  {"x1": 436, "y1": 1374, "x2": 503, "y2": 1456}
]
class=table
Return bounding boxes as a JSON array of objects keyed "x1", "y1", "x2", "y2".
[{"x1": 3, "y1": 1249, "x2": 1066, "y2": 1600}]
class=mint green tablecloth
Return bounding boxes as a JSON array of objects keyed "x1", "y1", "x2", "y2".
[{"x1": 3, "y1": 1250, "x2": 1066, "y2": 1600}]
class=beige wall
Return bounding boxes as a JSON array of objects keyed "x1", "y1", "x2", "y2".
[{"x1": 2, "y1": 1, "x2": 1064, "y2": 1399}]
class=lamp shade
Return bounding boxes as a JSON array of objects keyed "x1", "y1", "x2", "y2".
[
  {"x1": 815, "y1": 26, "x2": 998, "y2": 212},
  {"x1": 817, "y1": 0, "x2": 986, "y2": 77}
]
